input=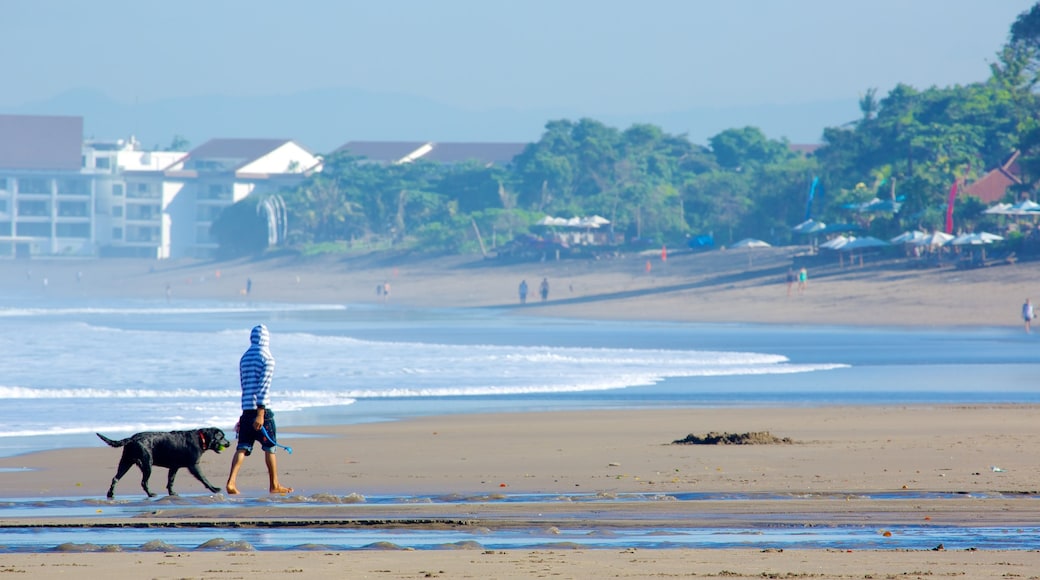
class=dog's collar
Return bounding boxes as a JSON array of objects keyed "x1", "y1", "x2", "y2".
[{"x1": 198, "y1": 431, "x2": 207, "y2": 448}]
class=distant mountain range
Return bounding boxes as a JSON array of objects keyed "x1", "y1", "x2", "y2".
[{"x1": 0, "y1": 88, "x2": 857, "y2": 154}]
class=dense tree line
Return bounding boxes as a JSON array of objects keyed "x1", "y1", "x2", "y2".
[{"x1": 213, "y1": 3, "x2": 1040, "y2": 258}]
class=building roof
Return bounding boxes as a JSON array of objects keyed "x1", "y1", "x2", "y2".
[
  {"x1": 0, "y1": 114, "x2": 83, "y2": 171},
  {"x1": 335, "y1": 141, "x2": 429, "y2": 162},
  {"x1": 963, "y1": 151, "x2": 1021, "y2": 204},
  {"x1": 334, "y1": 141, "x2": 527, "y2": 165},
  {"x1": 187, "y1": 138, "x2": 294, "y2": 165}
]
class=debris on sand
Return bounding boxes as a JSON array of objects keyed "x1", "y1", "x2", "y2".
[{"x1": 672, "y1": 431, "x2": 793, "y2": 445}]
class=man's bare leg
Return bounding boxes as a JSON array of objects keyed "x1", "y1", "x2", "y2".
[
  {"x1": 265, "y1": 451, "x2": 293, "y2": 494},
  {"x1": 225, "y1": 449, "x2": 247, "y2": 494}
]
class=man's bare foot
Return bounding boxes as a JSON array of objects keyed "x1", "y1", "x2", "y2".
[
  {"x1": 270, "y1": 485, "x2": 293, "y2": 494},
  {"x1": 226, "y1": 485, "x2": 240, "y2": 495}
]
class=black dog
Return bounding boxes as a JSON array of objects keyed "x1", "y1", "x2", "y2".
[{"x1": 96, "y1": 428, "x2": 230, "y2": 498}]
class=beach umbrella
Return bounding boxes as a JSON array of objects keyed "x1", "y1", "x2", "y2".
[
  {"x1": 951, "y1": 231, "x2": 1004, "y2": 262},
  {"x1": 731, "y1": 238, "x2": 771, "y2": 248},
  {"x1": 819, "y1": 235, "x2": 851, "y2": 250},
  {"x1": 950, "y1": 232, "x2": 1004, "y2": 246},
  {"x1": 889, "y1": 231, "x2": 927, "y2": 244},
  {"x1": 983, "y1": 203, "x2": 1012, "y2": 215},
  {"x1": 792, "y1": 219, "x2": 826, "y2": 234},
  {"x1": 1008, "y1": 200, "x2": 1040, "y2": 214},
  {"x1": 913, "y1": 232, "x2": 954, "y2": 247},
  {"x1": 840, "y1": 236, "x2": 890, "y2": 251},
  {"x1": 855, "y1": 198, "x2": 903, "y2": 213}
]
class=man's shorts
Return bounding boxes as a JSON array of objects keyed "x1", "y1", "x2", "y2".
[{"x1": 236, "y1": 409, "x2": 277, "y2": 455}]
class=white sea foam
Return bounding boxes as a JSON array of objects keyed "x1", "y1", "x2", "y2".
[{"x1": 0, "y1": 301, "x2": 853, "y2": 447}]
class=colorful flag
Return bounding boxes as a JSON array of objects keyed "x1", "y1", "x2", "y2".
[{"x1": 805, "y1": 177, "x2": 820, "y2": 220}]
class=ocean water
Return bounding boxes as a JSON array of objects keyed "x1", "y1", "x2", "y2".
[{"x1": 2, "y1": 296, "x2": 1040, "y2": 458}]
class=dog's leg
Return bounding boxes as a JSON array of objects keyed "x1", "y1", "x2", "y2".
[
  {"x1": 187, "y1": 464, "x2": 221, "y2": 494},
  {"x1": 166, "y1": 467, "x2": 180, "y2": 496},
  {"x1": 107, "y1": 458, "x2": 135, "y2": 499},
  {"x1": 138, "y1": 457, "x2": 157, "y2": 498}
]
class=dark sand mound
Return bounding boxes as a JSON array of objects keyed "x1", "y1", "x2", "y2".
[{"x1": 672, "y1": 431, "x2": 793, "y2": 445}]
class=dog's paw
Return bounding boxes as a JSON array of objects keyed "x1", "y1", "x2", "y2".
[
  {"x1": 207, "y1": 486, "x2": 220, "y2": 493},
  {"x1": 147, "y1": 492, "x2": 157, "y2": 498}
]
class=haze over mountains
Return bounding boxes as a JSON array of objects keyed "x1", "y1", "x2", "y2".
[{"x1": 0, "y1": 88, "x2": 856, "y2": 154}]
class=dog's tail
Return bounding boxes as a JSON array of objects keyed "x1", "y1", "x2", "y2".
[{"x1": 96, "y1": 433, "x2": 129, "y2": 448}]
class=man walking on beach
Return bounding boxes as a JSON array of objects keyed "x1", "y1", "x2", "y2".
[
  {"x1": 226, "y1": 324, "x2": 293, "y2": 495},
  {"x1": 1023, "y1": 298, "x2": 1035, "y2": 333}
]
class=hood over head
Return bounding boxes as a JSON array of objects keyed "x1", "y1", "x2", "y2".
[{"x1": 250, "y1": 324, "x2": 270, "y2": 348}]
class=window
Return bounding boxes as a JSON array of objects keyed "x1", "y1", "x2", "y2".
[
  {"x1": 56, "y1": 223, "x2": 90, "y2": 238},
  {"x1": 112, "y1": 227, "x2": 123, "y2": 240},
  {"x1": 199, "y1": 183, "x2": 232, "y2": 200},
  {"x1": 58, "y1": 201, "x2": 88, "y2": 217},
  {"x1": 0, "y1": 177, "x2": 8, "y2": 191},
  {"x1": 0, "y1": 200, "x2": 7, "y2": 213},
  {"x1": 58, "y1": 179, "x2": 89, "y2": 196},
  {"x1": 113, "y1": 183, "x2": 124, "y2": 197},
  {"x1": 17, "y1": 178, "x2": 49, "y2": 194},
  {"x1": 17, "y1": 200, "x2": 49, "y2": 216},
  {"x1": 113, "y1": 206, "x2": 123, "y2": 217},
  {"x1": 126, "y1": 204, "x2": 159, "y2": 220},
  {"x1": 95, "y1": 157, "x2": 111, "y2": 170},
  {"x1": 17, "y1": 222, "x2": 51, "y2": 236}
]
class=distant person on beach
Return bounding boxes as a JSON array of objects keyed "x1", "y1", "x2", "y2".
[
  {"x1": 786, "y1": 268, "x2": 796, "y2": 296},
  {"x1": 539, "y1": 278, "x2": 550, "y2": 302},
  {"x1": 246, "y1": 278, "x2": 252, "y2": 295},
  {"x1": 1023, "y1": 298, "x2": 1035, "y2": 333},
  {"x1": 226, "y1": 324, "x2": 293, "y2": 495},
  {"x1": 518, "y1": 279, "x2": 528, "y2": 304},
  {"x1": 382, "y1": 281, "x2": 391, "y2": 302},
  {"x1": 797, "y1": 267, "x2": 808, "y2": 294}
]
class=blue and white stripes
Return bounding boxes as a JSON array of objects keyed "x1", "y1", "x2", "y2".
[{"x1": 240, "y1": 324, "x2": 274, "y2": 410}]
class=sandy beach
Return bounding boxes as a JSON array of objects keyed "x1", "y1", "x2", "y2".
[
  {"x1": 2, "y1": 245, "x2": 1037, "y2": 327},
  {"x1": 2, "y1": 249, "x2": 1040, "y2": 577}
]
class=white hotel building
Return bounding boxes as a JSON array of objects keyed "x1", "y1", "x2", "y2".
[{"x1": 0, "y1": 114, "x2": 322, "y2": 259}]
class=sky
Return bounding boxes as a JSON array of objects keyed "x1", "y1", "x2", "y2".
[{"x1": 0, "y1": 1, "x2": 1035, "y2": 127}]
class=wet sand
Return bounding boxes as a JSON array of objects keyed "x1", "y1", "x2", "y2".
[{"x1": 2, "y1": 407, "x2": 1040, "y2": 577}]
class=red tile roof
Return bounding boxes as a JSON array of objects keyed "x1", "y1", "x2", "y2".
[{"x1": 963, "y1": 151, "x2": 1021, "y2": 204}]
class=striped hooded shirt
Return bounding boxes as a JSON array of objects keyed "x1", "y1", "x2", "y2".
[{"x1": 240, "y1": 324, "x2": 274, "y2": 411}]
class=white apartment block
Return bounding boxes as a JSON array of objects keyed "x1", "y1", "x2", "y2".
[{"x1": 0, "y1": 115, "x2": 321, "y2": 259}]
